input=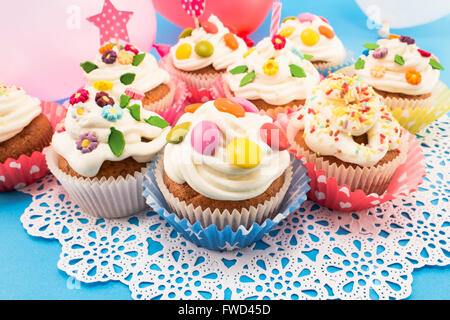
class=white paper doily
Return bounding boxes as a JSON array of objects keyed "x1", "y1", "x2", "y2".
[{"x1": 20, "y1": 116, "x2": 450, "y2": 300}]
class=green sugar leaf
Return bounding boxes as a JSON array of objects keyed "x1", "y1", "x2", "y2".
[
  {"x1": 429, "y1": 58, "x2": 444, "y2": 70},
  {"x1": 239, "y1": 70, "x2": 256, "y2": 87},
  {"x1": 229, "y1": 65, "x2": 248, "y2": 75},
  {"x1": 127, "y1": 104, "x2": 141, "y2": 121},
  {"x1": 289, "y1": 64, "x2": 307, "y2": 78},
  {"x1": 119, "y1": 94, "x2": 131, "y2": 108},
  {"x1": 363, "y1": 43, "x2": 379, "y2": 50},
  {"x1": 108, "y1": 127, "x2": 125, "y2": 157},
  {"x1": 303, "y1": 54, "x2": 314, "y2": 60},
  {"x1": 120, "y1": 73, "x2": 136, "y2": 85},
  {"x1": 132, "y1": 53, "x2": 146, "y2": 66},
  {"x1": 394, "y1": 54, "x2": 405, "y2": 65},
  {"x1": 354, "y1": 57, "x2": 365, "y2": 70},
  {"x1": 80, "y1": 61, "x2": 98, "y2": 73},
  {"x1": 145, "y1": 116, "x2": 170, "y2": 129}
]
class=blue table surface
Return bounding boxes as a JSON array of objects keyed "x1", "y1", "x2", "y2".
[{"x1": 0, "y1": 0, "x2": 448, "y2": 300}]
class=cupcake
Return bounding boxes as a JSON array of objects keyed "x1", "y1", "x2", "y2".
[
  {"x1": 287, "y1": 74, "x2": 406, "y2": 195},
  {"x1": 221, "y1": 35, "x2": 321, "y2": 117},
  {"x1": 0, "y1": 83, "x2": 55, "y2": 191},
  {"x1": 81, "y1": 43, "x2": 176, "y2": 113},
  {"x1": 157, "y1": 98, "x2": 293, "y2": 230},
  {"x1": 166, "y1": 14, "x2": 248, "y2": 93},
  {"x1": 279, "y1": 13, "x2": 347, "y2": 74},
  {"x1": 45, "y1": 86, "x2": 170, "y2": 218}
]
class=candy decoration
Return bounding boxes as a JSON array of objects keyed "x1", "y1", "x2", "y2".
[
  {"x1": 108, "y1": 127, "x2": 125, "y2": 157},
  {"x1": 399, "y1": 35, "x2": 415, "y2": 45},
  {"x1": 76, "y1": 133, "x2": 99, "y2": 154},
  {"x1": 270, "y1": 0, "x2": 282, "y2": 37},
  {"x1": 303, "y1": 54, "x2": 314, "y2": 60},
  {"x1": 145, "y1": 116, "x2": 169, "y2": 129},
  {"x1": 354, "y1": 57, "x2": 365, "y2": 70},
  {"x1": 362, "y1": 49, "x2": 370, "y2": 56},
  {"x1": 124, "y1": 88, "x2": 145, "y2": 100},
  {"x1": 80, "y1": 61, "x2": 98, "y2": 73},
  {"x1": 69, "y1": 88, "x2": 89, "y2": 105},
  {"x1": 429, "y1": 58, "x2": 444, "y2": 70},
  {"x1": 76, "y1": 106, "x2": 85, "y2": 116},
  {"x1": 263, "y1": 59, "x2": 279, "y2": 76},
  {"x1": 230, "y1": 97, "x2": 258, "y2": 113},
  {"x1": 389, "y1": 34, "x2": 400, "y2": 40},
  {"x1": 301, "y1": 28, "x2": 319, "y2": 46},
  {"x1": 166, "y1": 122, "x2": 191, "y2": 144},
  {"x1": 127, "y1": 104, "x2": 141, "y2": 121},
  {"x1": 239, "y1": 71, "x2": 256, "y2": 87},
  {"x1": 363, "y1": 43, "x2": 379, "y2": 50},
  {"x1": 405, "y1": 69, "x2": 422, "y2": 85},
  {"x1": 243, "y1": 47, "x2": 256, "y2": 58},
  {"x1": 124, "y1": 44, "x2": 139, "y2": 55},
  {"x1": 282, "y1": 16, "x2": 296, "y2": 23},
  {"x1": 176, "y1": 43, "x2": 192, "y2": 60},
  {"x1": 318, "y1": 25, "x2": 334, "y2": 39},
  {"x1": 279, "y1": 26, "x2": 295, "y2": 38},
  {"x1": 102, "y1": 105, "x2": 124, "y2": 121},
  {"x1": 93, "y1": 80, "x2": 114, "y2": 91},
  {"x1": 224, "y1": 33, "x2": 239, "y2": 50},
  {"x1": 179, "y1": 28, "x2": 193, "y2": 39},
  {"x1": 132, "y1": 53, "x2": 146, "y2": 66},
  {"x1": 120, "y1": 73, "x2": 136, "y2": 85},
  {"x1": 370, "y1": 66, "x2": 386, "y2": 78},
  {"x1": 229, "y1": 65, "x2": 248, "y2": 75},
  {"x1": 418, "y1": 49, "x2": 431, "y2": 58},
  {"x1": 289, "y1": 64, "x2": 307, "y2": 78},
  {"x1": 195, "y1": 40, "x2": 214, "y2": 57},
  {"x1": 271, "y1": 35, "x2": 286, "y2": 50},
  {"x1": 227, "y1": 138, "x2": 261, "y2": 169},
  {"x1": 297, "y1": 12, "x2": 315, "y2": 23},
  {"x1": 213, "y1": 98, "x2": 245, "y2": 117},
  {"x1": 99, "y1": 43, "x2": 115, "y2": 54},
  {"x1": 191, "y1": 120, "x2": 221, "y2": 156},
  {"x1": 120, "y1": 94, "x2": 131, "y2": 108},
  {"x1": 102, "y1": 50, "x2": 117, "y2": 64},
  {"x1": 87, "y1": 0, "x2": 133, "y2": 45},
  {"x1": 185, "y1": 103, "x2": 203, "y2": 113},
  {"x1": 372, "y1": 47, "x2": 388, "y2": 59},
  {"x1": 319, "y1": 16, "x2": 329, "y2": 24},
  {"x1": 394, "y1": 54, "x2": 405, "y2": 65},
  {"x1": 201, "y1": 21, "x2": 218, "y2": 34},
  {"x1": 95, "y1": 91, "x2": 115, "y2": 107},
  {"x1": 118, "y1": 50, "x2": 134, "y2": 65},
  {"x1": 259, "y1": 122, "x2": 288, "y2": 151}
]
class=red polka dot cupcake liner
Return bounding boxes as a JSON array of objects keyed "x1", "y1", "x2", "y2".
[{"x1": 0, "y1": 101, "x2": 67, "y2": 192}]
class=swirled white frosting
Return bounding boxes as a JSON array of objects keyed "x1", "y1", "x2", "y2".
[
  {"x1": 170, "y1": 15, "x2": 248, "y2": 72},
  {"x1": 223, "y1": 37, "x2": 321, "y2": 105},
  {"x1": 164, "y1": 101, "x2": 290, "y2": 201},
  {"x1": 83, "y1": 46, "x2": 170, "y2": 98},
  {"x1": 287, "y1": 74, "x2": 402, "y2": 166},
  {"x1": 52, "y1": 87, "x2": 169, "y2": 177},
  {"x1": 0, "y1": 84, "x2": 41, "y2": 143},
  {"x1": 280, "y1": 14, "x2": 346, "y2": 65},
  {"x1": 355, "y1": 38, "x2": 440, "y2": 95}
]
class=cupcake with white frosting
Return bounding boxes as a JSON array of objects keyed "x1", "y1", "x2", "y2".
[
  {"x1": 81, "y1": 43, "x2": 176, "y2": 113},
  {"x1": 221, "y1": 35, "x2": 321, "y2": 118},
  {"x1": 155, "y1": 98, "x2": 293, "y2": 230},
  {"x1": 279, "y1": 13, "x2": 347, "y2": 73},
  {"x1": 287, "y1": 74, "x2": 407, "y2": 195},
  {"x1": 165, "y1": 14, "x2": 248, "y2": 93},
  {"x1": 45, "y1": 86, "x2": 170, "y2": 218}
]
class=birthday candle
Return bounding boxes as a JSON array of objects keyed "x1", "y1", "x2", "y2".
[{"x1": 270, "y1": 0, "x2": 282, "y2": 37}]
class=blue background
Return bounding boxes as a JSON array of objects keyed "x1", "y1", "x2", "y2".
[{"x1": 0, "y1": 0, "x2": 448, "y2": 299}]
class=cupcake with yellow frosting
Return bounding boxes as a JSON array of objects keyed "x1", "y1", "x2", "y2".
[
  {"x1": 287, "y1": 74, "x2": 407, "y2": 195},
  {"x1": 45, "y1": 86, "x2": 170, "y2": 218}
]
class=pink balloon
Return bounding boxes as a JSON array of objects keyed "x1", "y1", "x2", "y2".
[
  {"x1": 153, "y1": 0, "x2": 273, "y2": 37},
  {"x1": 0, "y1": 0, "x2": 156, "y2": 101}
]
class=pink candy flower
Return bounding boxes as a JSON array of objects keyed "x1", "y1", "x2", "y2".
[
  {"x1": 272, "y1": 35, "x2": 286, "y2": 50},
  {"x1": 69, "y1": 89, "x2": 89, "y2": 105},
  {"x1": 124, "y1": 44, "x2": 139, "y2": 55}
]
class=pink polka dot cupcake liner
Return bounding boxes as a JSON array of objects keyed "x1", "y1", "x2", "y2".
[
  {"x1": 0, "y1": 101, "x2": 67, "y2": 192},
  {"x1": 151, "y1": 78, "x2": 189, "y2": 126}
]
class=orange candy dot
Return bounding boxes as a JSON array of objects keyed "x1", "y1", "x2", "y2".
[
  {"x1": 185, "y1": 103, "x2": 203, "y2": 113},
  {"x1": 318, "y1": 25, "x2": 334, "y2": 39},
  {"x1": 224, "y1": 33, "x2": 239, "y2": 50},
  {"x1": 213, "y1": 98, "x2": 245, "y2": 118},
  {"x1": 389, "y1": 34, "x2": 400, "y2": 40},
  {"x1": 405, "y1": 69, "x2": 422, "y2": 85}
]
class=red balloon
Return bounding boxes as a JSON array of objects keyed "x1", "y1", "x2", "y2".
[{"x1": 153, "y1": 0, "x2": 273, "y2": 37}]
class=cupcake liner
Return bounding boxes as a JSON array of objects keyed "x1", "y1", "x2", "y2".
[
  {"x1": 288, "y1": 130, "x2": 424, "y2": 211},
  {"x1": 313, "y1": 48, "x2": 355, "y2": 77},
  {"x1": 145, "y1": 79, "x2": 189, "y2": 126},
  {"x1": 159, "y1": 55, "x2": 220, "y2": 103},
  {"x1": 338, "y1": 66, "x2": 450, "y2": 134},
  {"x1": 45, "y1": 147, "x2": 150, "y2": 219},
  {"x1": 143, "y1": 154, "x2": 310, "y2": 251},
  {"x1": 0, "y1": 101, "x2": 67, "y2": 192}
]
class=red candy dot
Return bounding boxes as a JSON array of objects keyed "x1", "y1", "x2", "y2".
[
  {"x1": 259, "y1": 123, "x2": 289, "y2": 151},
  {"x1": 418, "y1": 49, "x2": 431, "y2": 57},
  {"x1": 319, "y1": 16, "x2": 329, "y2": 24},
  {"x1": 201, "y1": 21, "x2": 218, "y2": 34}
]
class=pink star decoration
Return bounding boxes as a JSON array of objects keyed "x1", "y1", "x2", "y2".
[{"x1": 87, "y1": 0, "x2": 134, "y2": 45}]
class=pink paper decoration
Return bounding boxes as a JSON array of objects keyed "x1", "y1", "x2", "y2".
[{"x1": 181, "y1": 0, "x2": 205, "y2": 17}]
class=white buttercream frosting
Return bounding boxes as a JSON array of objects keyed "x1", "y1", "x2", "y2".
[
  {"x1": 170, "y1": 15, "x2": 248, "y2": 72},
  {"x1": 83, "y1": 45, "x2": 170, "y2": 98},
  {"x1": 164, "y1": 101, "x2": 290, "y2": 201},
  {"x1": 280, "y1": 14, "x2": 346, "y2": 65},
  {"x1": 355, "y1": 38, "x2": 440, "y2": 95},
  {"x1": 287, "y1": 74, "x2": 403, "y2": 167},
  {"x1": 52, "y1": 87, "x2": 169, "y2": 177},
  {"x1": 223, "y1": 37, "x2": 321, "y2": 105},
  {"x1": 0, "y1": 84, "x2": 41, "y2": 143}
]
